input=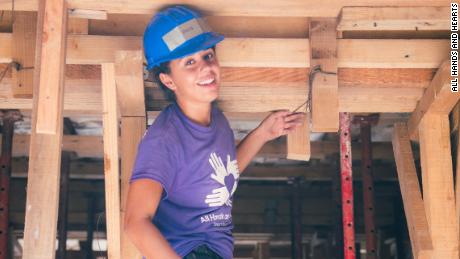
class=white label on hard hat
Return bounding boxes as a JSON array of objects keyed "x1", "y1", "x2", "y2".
[{"x1": 162, "y1": 18, "x2": 210, "y2": 51}]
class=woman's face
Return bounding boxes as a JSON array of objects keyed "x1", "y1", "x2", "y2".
[{"x1": 159, "y1": 48, "x2": 220, "y2": 105}]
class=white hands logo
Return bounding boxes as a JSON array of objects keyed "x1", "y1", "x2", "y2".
[{"x1": 205, "y1": 152, "x2": 240, "y2": 207}]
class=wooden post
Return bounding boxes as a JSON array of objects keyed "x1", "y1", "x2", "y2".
[
  {"x1": 419, "y1": 114, "x2": 459, "y2": 258},
  {"x1": 287, "y1": 112, "x2": 310, "y2": 161},
  {"x1": 254, "y1": 242, "x2": 270, "y2": 259},
  {"x1": 309, "y1": 19, "x2": 339, "y2": 132},
  {"x1": 22, "y1": 0, "x2": 68, "y2": 258},
  {"x1": 101, "y1": 63, "x2": 121, "y2": 259},
  {"x1": 392, "y1": 123, "x2": 433, "y2": 258},
  {"x1": 115, "y1": 50, "x2": 145, "y2": 259}
]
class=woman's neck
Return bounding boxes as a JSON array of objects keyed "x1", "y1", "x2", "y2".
[{"x1": 176, "y1": 99, "x2": 212, "y2": 126}]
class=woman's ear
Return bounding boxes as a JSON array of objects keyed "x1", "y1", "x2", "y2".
[{"x1": 159, "y1": 73, "x2": 176, "y2": 91}]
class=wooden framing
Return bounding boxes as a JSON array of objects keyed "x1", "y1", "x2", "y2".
[
  {"x1": 392, "y1": 123, "x2": 433, "y2": 258},
  {"x1": 309, "y1": 18, "x2": 339, "y2": 132},
  {"x1": 338, "y1": 7, "x2": 450, "y2": 31},
  {"x1": 0, "y1": 0, "x2": 448, "y2": 16},
  {"x1": 11, "y1": 11, "x2": 36, "y2": 98},
  {"x1": 0, "y1": 34, "x2": 450, "y2": 68},
  {"x1": 408, "y1": 61, "x2": 460, "y2": 140},
  {"x1": 1, "y1": 134, "x2": 399, "y2": 161},
  {"x1": 21, "y1": 0, "x2": 68, "y2": 258},
  {"x1": 1, "y1": 2, "x2": 458, "y2": 258},
  {"x1": 287, "y1": 112, "x2": 311, "y2": 161},
  {"x1": 101, "y1": 63, "x2": 121, "y2": 259},
  {"x1": 419, "y1": 114, "x2": 459, "y2": 258},
  {"x1": 115, "y1": 50, "x2": 145, "y2": 259}
]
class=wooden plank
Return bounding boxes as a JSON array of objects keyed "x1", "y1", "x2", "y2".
[
  {"x1": 11, "y1": 11, "x2": 37, "y2": 98},
  {"x1": 338, "y1": 39, "x2": 449, "y2": 68},
  {"x1": 21, "y1": 0, "x2": 67, "y2": 258},
  {"x1": 0, "y1": 33, "x2": 451, "y2": 68},
  {"x1": 338, "y1": 87, "x2": 424, "y2": 113},
  {"x1": 408, "y1": 61, "x2": 459, "y2": 140},
  {"x1": 34, "y1": 1, "x2": 68, "y2": 134},
  {"x1": 0, "y1": 79, "x2": 425, "y2": 113},
  {"x1": 419, "y1": 114, "x2": 459, "y2": 258},
  {"x1": 3, "y1": 134, "x2": 398, "y2": 161},
  {"x1": 68, "y1": 8, "x2": 107, "y2": 20},
  {"x1": 67, "y1": 18, "x2": 88, "y2": 34},
  {"x1": 309, "y1": 19, "x2": 338, "y2": 132},
  {"x1": 101, "y1": 63, "x2": 121, "y2": 259},
  {"x1": 0, "y1": 0, "x2": 448, "y2": 16},
  {"x1": 120, "y1": 117, "x2": 144, "y2": 259},
  {"x1": 90, "y1": 14, "x2": 310, "y2": 38},
  {"x1": 392, "y1": 123, "x2": 433, "y2": 258},
  {"x1": 115, "y1": 50, "x2": 146, "y2": 259},
  {"x1": 287, "y1": 113, "x2": 310, "y2": 161},
  {"x1": 339, "y1": 68, "x2": 435, "y2": 89},
  {"x1": 217, "y1": 38, "x2": 309, "y2": 68},
  {"x1": 114, "y1": 50, "x2": 145, "y2": 116},
  {"x1": 338, "y1": 7, "x2": 450, "y2": 31}
]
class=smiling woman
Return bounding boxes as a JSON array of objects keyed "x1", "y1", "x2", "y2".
[{"x1": 123, "y1": 5, "x2": 304, "y2": 259}]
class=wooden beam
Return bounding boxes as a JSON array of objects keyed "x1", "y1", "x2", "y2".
[
  {"x1": 11, "y1": 11, "x2": 36, "y2": 98},
  {"x1": 408, "y1": 61, "x2": 459, "y2": 140},
  {"x1": 3, "y1": 134, "x2": 398, "y2": 161},
  {"x1": 101, "y1": 63, "x2": 121, "y2": 259},
  {"x1": 68, "y1": 8, "x2": 107, "y2": 20},
  {"x1": 338, "y1": 7, "x2": 450, "y2": 31},
  {"x1": 0, "y1": 0, "x2": 448, "y2": 16},
  {"x1": 10, "y1": 159, "x2": 399, "y2": 182},
  {"x1": 338, "y1": 39, "x2": 449, "y2": 68},
  {"x1": 22, "y1": 0, "x2": 67, "y2": 258},
  {"x1": 419, "y1": 114, "x2": 459, "y2": 258},
  {"x1": 0, "y1": 34, "x2": 450, "y2": 68},
  {"x1": 0, "y1": 79, "x2": 425, "y2": 113},
  {"x1": 115, "y1": 50, "x2": 145, "y2": 259},
  {"x1": 217, "y1": 38, "x2": 309, "y2": 68},
  {"x1": 392, "y1": 123, "x2": 433, "y2": 258},
  {"x1": 115, "y1": 51, "x2": 145, "y2": 116},
  {"x1": 338, "y1": 87, "x2": 424, "y2": 113},
  {"x1": 309, "y1": 18, "x2": 338, "y2": 132},
  {"x1": 67, "y1": 18, "x2": 88, "y2": 35},
  {"x1": 287, "y1": 113, "x2": 310, "y2": 161}
]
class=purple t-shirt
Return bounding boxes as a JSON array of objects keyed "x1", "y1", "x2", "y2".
[{"x1": 131, "y1": 102, "x2": 239, "y2": 259}]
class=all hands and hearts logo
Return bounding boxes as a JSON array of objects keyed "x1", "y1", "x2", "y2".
[{"x1": 205, "y1": 152, "x2": 240, "y2": 207}]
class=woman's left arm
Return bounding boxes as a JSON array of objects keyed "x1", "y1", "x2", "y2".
[{"x1": 236, "y1": 111, "x2": 305, "y2": 173}]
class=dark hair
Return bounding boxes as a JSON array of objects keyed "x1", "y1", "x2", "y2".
[{"x1": 151, "y1": 62, "x2": 176, "y2": 102}]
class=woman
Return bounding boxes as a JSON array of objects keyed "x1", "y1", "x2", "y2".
[{"x1": 124, "y1": 6, "x2": 305, "y2": 259}]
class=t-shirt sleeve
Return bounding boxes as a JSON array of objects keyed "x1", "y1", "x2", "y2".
[{"x1": 130, "y1": 134, "x2": 177, "y2": 198}]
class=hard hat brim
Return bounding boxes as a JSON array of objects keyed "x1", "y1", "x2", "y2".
[{"x1": 146, "y1": 32, "x2": 224, "y2": 70}]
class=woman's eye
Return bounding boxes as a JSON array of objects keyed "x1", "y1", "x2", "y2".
[
  {"x1": 185, "y1": 59, "x2": 195, "y2": 66},
  {"x1": 205, "y1": 53, "x2": 214, "y2": 60}
]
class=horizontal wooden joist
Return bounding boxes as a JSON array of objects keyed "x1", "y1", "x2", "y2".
[
  {"x1": 9, "y1": 157, "x2": 398, "y2": 181},
  {"x1": 338, "y1": 7, "x2": 450, "y2": 31},
  {"x1": 0, "y1": 0, "x2": 448, "y2": 17},
  {"x1": 1, "y1": 134, "x2": 398, "y2": 161},
  {"x1": 0, "y1": 78, "x2": 425, "y2": 113},
  {"x1": 0, "y1": 33, "x2": 450, "y2": 68}
]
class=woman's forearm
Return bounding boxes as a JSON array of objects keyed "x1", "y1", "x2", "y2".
[
  {"x1": 125, "y1": 218, "x2": 180, "y2": 259},
  {"x1": 236, "y1": 127, "x2": 267, "y2": 173}
]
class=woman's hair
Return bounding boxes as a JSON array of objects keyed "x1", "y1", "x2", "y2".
[{"x1": 151, "y1": 62, "x2": 175, "y2": 102}]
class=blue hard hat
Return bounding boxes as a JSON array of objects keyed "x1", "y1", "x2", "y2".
[{"x1": 143, "y1": 6, "x2": 224, "y2": 70}]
